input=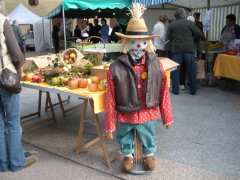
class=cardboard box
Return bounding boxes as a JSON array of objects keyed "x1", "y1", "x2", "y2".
[{"x1": 23, "y1": 54, "x2": 57, "y2": 72}]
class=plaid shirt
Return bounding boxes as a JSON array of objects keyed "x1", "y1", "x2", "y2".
[{"x1": 104, "y1": 55, "x2": 173, "y2": 132}]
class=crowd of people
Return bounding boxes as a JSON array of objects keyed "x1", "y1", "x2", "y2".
[
  {"x1": 152, "y1": 8, "x2": 239, "y2": 95},
  {"x1": 52, "y1": 18, "x2": 123, "y2": 53}
]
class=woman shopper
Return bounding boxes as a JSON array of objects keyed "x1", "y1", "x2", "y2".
[
  {"x1": 152, "y1": 15, "x2": 168, "y2": 57},
  {"x1": 0, "y1": 1, "x2": 37, "y2": 172}
]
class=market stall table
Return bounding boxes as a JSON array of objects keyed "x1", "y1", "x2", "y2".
[
  {"x1": 21, "y1": 81, "x2": 111, "y2": 167},
  {"x1": 213, "y1": 54, "x2": 240, "y2": 81}
]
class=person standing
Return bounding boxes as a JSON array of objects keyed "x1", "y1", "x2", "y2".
[
  {"x1": 52, "y1": 22, "x2": 60, "y2": 53},
  {"x1": 0, "y1": 1, "x2": 37, "y2": 172},
  {"x1": 193, "y1": 12, "x2": 203, "y2": 32},
  {"x1": 100, "y1": 19, "x2": 109, "y2": 43},
  {"x1": 167, "y1": 8, "x2": 204, "y2": 95},
  {"x1": 91, "y1": 18, "x2": 101, "y2": 43},
  {"x1": 109, "y1": 18, "x2": 122, "y2": 43},
  {"x1": 193, "y1": 12, "x2": 204, "y2": 59},
  {"x1": 152, "y1": 15, "x2": 168, "y2": 57},
  {"x1": 74, "y1": 25, "x2": 81, "y2": 38},
  {"x1": 221, "y1": 14, "x2": 240, "y2": 49}
]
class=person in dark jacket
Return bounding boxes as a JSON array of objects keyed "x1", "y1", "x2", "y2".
[
  {"x1": 91, "y1": 19, "x2": 101, "y2": 43},
  {"x1": 0, "y1": 6, "x2": 37, "y2": 172},
  {"x1": 52, "y1": 23, "x2": 60, "y2": 53},
  {"x1": 193, "y1": 12, "x2": 203, "y2": 32},
  {"x1": 221, "y1": 14, "x2": 240, "y2": 48},
  {"x1": 166, "y1": 8, "x2": 204, "y2": 95},
  {"x1": 74, "y1": 25, "x2": 81, "y2": 38}
]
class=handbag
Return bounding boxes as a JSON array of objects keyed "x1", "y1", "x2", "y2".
[{"x1": 0, "y1": 57, "x2": 21, "y2": 93}]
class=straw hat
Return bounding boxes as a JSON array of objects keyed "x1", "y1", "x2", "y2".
[{"x1": 116, "y1": 3, "x2": 157, "y2": 39}]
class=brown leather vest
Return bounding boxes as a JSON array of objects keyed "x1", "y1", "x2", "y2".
[{"x1": 111, "y1": 52, "x2": 162, "y2": 113}]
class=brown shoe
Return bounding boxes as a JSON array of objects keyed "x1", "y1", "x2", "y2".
[
  {"x1": 24, "y1": 155, "x2": 38, "y2": 168},
  {"x1": 122, "y1": 156, "x2": 134, "y2": 172},
  {"x1": 143, "y1": 156, "x2": 155, "y2": 171}
]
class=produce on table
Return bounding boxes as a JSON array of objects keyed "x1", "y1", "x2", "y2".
[
  {"x1": 51, "y1": 54, "x2": 63, "y2": 68},
  {"x1": 22, "y1": 72, "x2": 34, "y2": 81},
  {"x1": 84, "y1": 54, "x2": 102, "y2": 66},
  {"x1": 68, "y1": 78, "x2": 79, "y2": 89},
  {"x1": 88, "y1": 78, "x2": 107, "y2": 92},
  {"x1": 78, "y1": 78, "x2": 88, "y2": 88},
  {"x1": 63, "y1": 48, "x2": 84, "y2": 65},
  {"x1": 91, "y1": 76, "x2": 100, "y2": 84},
  {"x1": 59, "y1": 76, "x2": 69, "y2": 86},
  {"x1": 31, "y1": 74, "x2": 44, "y2": 83},
  {"x1": 98, "y1": 80, "x2": 106, "y2": 91},
  {"x1": 88, "y1": 83, "x2": 98, "y2": 92},
  {"x1": 22, "y1": 48, "x2": 108, "y2": 92}
]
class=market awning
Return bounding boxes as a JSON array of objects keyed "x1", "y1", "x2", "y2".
[
  {"x1": 46, "y1": 0, "x2": 176, "y2": 18},
  {"x1": 46, "y1": 0, "x2": 132, "y2": 18}
]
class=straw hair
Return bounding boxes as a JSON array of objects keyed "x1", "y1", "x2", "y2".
[
  {"x1": 129, "y1": 3, "x2": 146, "y2": 19},
  {"x1": 121, "y1": 38, "x2": 155, "y2": 54},
  {"x1": 116, "y1": 3, "x2": 156, "y2": 40}
]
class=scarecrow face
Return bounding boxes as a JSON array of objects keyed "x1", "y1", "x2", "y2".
[{"x1": 127, "y1": 39, "x2": 148, "y2": 51}]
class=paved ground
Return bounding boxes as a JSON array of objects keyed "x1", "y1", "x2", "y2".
[{"x1": 0, "y1": 84, "x2": 240, "y2": 180}]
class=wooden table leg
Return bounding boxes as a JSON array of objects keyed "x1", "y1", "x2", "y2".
[
  {"x1": 21, "y1": 90, "x2": 43, "y2": 120},
  {"x1": 38, "y1": 90, "x2": 42, "y2": 117},
  {"x1": 57, "y1": 94, "x2": 66, "y2": 117},
  {"x1": 46, "y1": 92, "x2": 57, "y2": 123},
  {"x1": 45, "y1": 93, "x2": 49, "y2": 112},
  {"x1": 75, "y1": 99, "x2": 88, "y2": 154},
  {"x1": 89, "y1": 99, "x2": 111, "y2": 168}
]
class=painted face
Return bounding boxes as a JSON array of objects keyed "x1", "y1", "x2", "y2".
[{"x1": 127, "y1": 39, "x2": 148, "y2": 51}]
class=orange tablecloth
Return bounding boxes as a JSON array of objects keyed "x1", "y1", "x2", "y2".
[
  {"x1": 21, "y1": 81, "x2": 106, "y2": 114},
  {"x1": 213, "y1": 54, "x2": 240, "y2": 81}
]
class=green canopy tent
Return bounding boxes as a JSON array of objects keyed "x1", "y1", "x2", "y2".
[
  {"x1": 47, "y1": 0, "x2": 175, "y2": 49},
  {"x1": 47, "y1": 0, "x2": 131, "y2": 18},
  {"x1": 47, "y1": 0, "x2": 132, "y2": 49}
]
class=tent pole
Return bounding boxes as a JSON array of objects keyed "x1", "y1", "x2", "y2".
[
  {"x1": 207, "y1": 0, "x2": 210, "y2": 10},
  {"x1": 42, "y1": 18, "x2": 45, "y2": 43},
  {"x1": 206, "y1": 0, "x2": 210, "y2": 41},
  {"x1": 50, "y1": 18, "x2": 52, "y2": 50},
  {"x1": 62, "y1": 5, "x2": 67, "y2": 50}
]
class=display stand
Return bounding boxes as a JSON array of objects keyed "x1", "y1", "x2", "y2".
[
  {"x1": 21, "y1": 82, "x2": 112, "y2": 168},
  {"x1": 75, "y1": 98, "x2": 111, "y2": 168},
  {"x1": 129, "y1": 130, "x2": 151, "y2": 175}
]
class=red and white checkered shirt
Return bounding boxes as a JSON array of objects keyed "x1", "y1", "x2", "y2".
[{"x1": 104, "y1": 55, "x2": 173, "y2": 132}]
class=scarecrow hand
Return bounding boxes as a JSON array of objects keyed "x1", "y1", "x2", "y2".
[
  {"x1": 105, "y1": 132, "x2": 114, "y2": 140},
  {"x1": 165, "y1": 124, "x2": 173, "y2": 129}
]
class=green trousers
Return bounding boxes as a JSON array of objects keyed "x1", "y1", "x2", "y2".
[{"x1": 116, "y1": 120, "x2": 159, "y2": 156}]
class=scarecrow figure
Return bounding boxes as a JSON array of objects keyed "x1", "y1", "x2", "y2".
[{"x1": 105, "y1": 3, "x2": 173, "y2": 173}]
